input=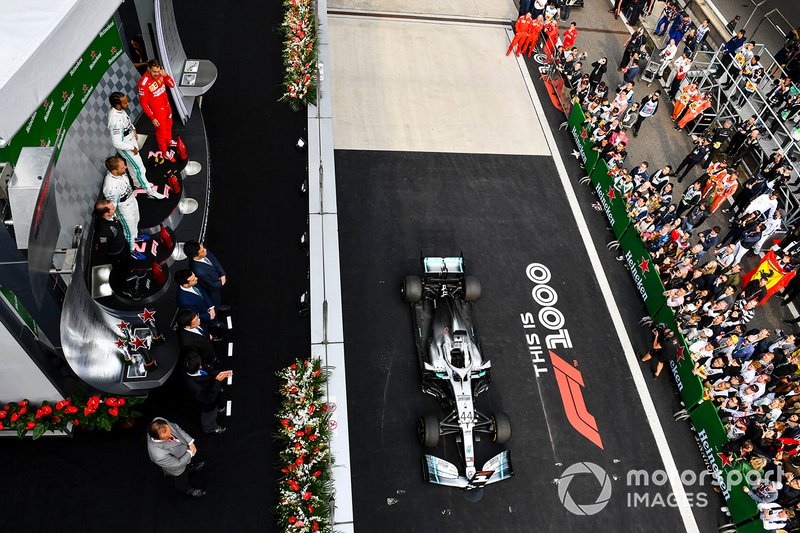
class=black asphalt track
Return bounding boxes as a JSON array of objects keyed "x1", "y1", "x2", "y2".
[
  {"x1": 335, "y1": 150, "x2": 714, "y2": 531},
  {"x1": 1, "y1": 1, "x2": 308, "y2": 532}
]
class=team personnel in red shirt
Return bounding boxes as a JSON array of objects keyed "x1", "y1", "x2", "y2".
[
  {"x1": 562, "y1": 22, "x2": 578, "y2": 49},
  {"x1": 138, "y1": 59, "x2": 176, "y2": 159}
]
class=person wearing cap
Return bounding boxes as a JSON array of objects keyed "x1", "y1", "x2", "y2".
[{"x1": 107, "y1": 91, "x2": 166, "y2": 200}]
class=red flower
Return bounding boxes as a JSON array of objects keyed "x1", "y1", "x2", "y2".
[
  {"x1": 41, "y1": 406, "x2": 52, "y2": 415},
  {"x1": 0, "y1": 410, "x2": 6, "y2": 419},
  {"x1": 291, "y1": 387, "x2": 298, "y2": 394},
  {"x1": 18, "y1": 400, "x2": 28, "y2": 407},
  {"x1": 281, "y1": 468, "x2": 289, "y2": 474},
  {"x1": 87, "y1": 396, "x2": 101, "y2": 409},
  {"x1": 295, "y1": 431, "x2": 305, "y2": 437},
  {"x1": 313, "y1": 369, "x2": 321, "y2": 377},
  {"x1": 308, "y1": 505, "x2": 314, "y2": 513},
  {"x1": 0, "y1": 421, "x2": 3, "y2": 430},
  {"x1": 105, "y1": 398, "x2": 119, "y2": 407},
  {"x1": 312, "y1": 470, "x2": 322, "y2": 477},
  {"x1": 322, "y1": 404, "x2": 328, "y2": 412},
  {"x1": 84, "y1": 407, "x2": 94, "y2": 416},
  {"x1": 65, "y1": 406, "x2": 78, "y2": 414},
  {"x1": 72, "y1": 419, "x2": 79, "y2": 426},
  {"x1": 308, "y1": 434, "x2": 318, "y2": 441},
  {"x1": 296, "y1": 457, "x2": 304, "y2": 465},
  {"x1": 35, "y1": 410, "x2": 44, "y2": 419},
  {"x1": 294, "y1": 443, "x2": 302, "y2": 450},
  {"x1": 291, "y1": 364, "x2": 297, "y2": 370},
  {"x1": 25, "y1": 421, "x2": 36, "y2": 430},
  {"x1": 55, "y1": 400, "x2": 69, "y2": 411},
  {"x1": 117, "y1": 398, "x2": 126, "y2": 406},
  {"x1": 10, "y1": 412, "x2": 19, "y2": 422},
  {"x1": 312, "y1": 522, "x2": 319, "y2": 531},
  {"x1": 18, "y1": 407, "x2": 27, "y2": 416},
  {"x1": 288, "y1": 517, "x2": 297, "y2": 524},
  {"x1": 308, "y1": 405, "x2": 315, "y2": 415},
  {"x1": 108, "y1": 407, "x2": 119, "y2": 417},
  {"x1": 281, "y1": 419, "x2": 290, "y2": 427},
  {"x1": 302, "y1": 491, "x2": 312, "y2": 500}
]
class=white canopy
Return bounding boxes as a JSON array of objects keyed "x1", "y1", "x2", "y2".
[{"x1": 0, "y1": 0, "x2": 122, "y2": 144}]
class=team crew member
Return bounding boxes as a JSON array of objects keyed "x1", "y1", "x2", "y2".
[
  {"x1": 138, "y1": 59, "x2": 176, "y2": 159},
  {"x1": 102, "y1": 156, "x2": 142, "y2": 253},
  {"x1": 677, "y1": 92, "x2": 712, "y2": 130},
  {"x1": 562, "y1": 22, "x2": 578, "y2": 49},
  {"x1": 507, "y1": 13, "x2": 533, "y2": 56},
  {"x1": 107, "y1": 92, "x2": 166, "y2": 199}
]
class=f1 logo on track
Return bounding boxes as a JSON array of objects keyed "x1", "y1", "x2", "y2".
[
  {"x1": 522, "y1": 262, "x2": 604, "y2": 450},
  {"x1": 550, "y1": 351, "x2": 603, "y2": 449}
]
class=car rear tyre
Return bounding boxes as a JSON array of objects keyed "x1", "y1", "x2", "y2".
[
  {"x1": 491, "y1": 412, "x2": 512, "y2": 444},
  {"x1": 418, "y1": 414, "x2": 440, "y2": 447},
  {"x1": 403, "y1": 276, "x2": 423, "y2": 303},
  {"x1": 464, "y1": 276, "x2": 481, "y2": 302}
]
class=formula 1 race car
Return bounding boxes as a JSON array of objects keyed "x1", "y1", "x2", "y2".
[{"x1": 402, "y1": 256, "x2": 513, "y2": 500}]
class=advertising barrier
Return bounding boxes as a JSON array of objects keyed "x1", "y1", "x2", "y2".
[
  {"x1": 565, "y1": 103, "x2": 765, "y2": 531},
  {"x1": 590, "y1": 159, "x2": 633, "y2": 240},
  {"x1": 0, "y1": 18, "x2": 124, "y2": 166}
]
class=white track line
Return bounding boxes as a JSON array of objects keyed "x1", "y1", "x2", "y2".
[
  {"x1": 226, "y1": 316, "x2": 233, "y2": 330},
  {"x1": 227, "y1": 374, "x2": 233, "y2": 386},
  {"x1": 510, "y1": 30, "x2": 700, "y2": 533},
  {"x1": 227, "y1": 342, "x2": 233, "y2": 357},
  {"x1": 226, "y1": 400, "x2": 232, "y2": 416}
]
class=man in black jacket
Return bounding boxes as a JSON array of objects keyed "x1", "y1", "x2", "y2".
[
  {"x1": 620, "y1": 28, "x2": 646, "y2": 69},
  {"x1": 182, "y1": 348, "x2": 230, "y2": 434},
  {"x1": 675, "y1": 137, "x2": 710, "y2": 182},
  {"x1": 176, "y1": 308, "x2": 220, "y2": 369}
]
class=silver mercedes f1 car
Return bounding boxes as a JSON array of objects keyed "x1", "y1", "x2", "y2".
[{"x1": 402, "y1": 256, "x2": 513, "y2": 500}]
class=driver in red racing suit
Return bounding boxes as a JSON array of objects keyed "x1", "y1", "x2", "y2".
[{"x1": 138, "y1": 59, "x2": 176, "y2": 159}]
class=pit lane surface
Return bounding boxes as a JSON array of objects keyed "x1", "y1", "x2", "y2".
[{"x1": 335, "y1": 150, "x2": 699, "y2": 531}]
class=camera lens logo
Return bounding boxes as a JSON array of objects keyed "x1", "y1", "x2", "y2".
[{"x1": 557, "y1": 462, "x2": 612, "y2": 516}]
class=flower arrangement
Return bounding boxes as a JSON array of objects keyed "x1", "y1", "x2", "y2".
[
  {"x1": 0, "y1": 394, "x2": 145, "y2": 439},
  {"x1": 275, "y1": 358, "x2": 333, "y2": 532},
  {"x1": 280, "y1": 0, "x2": 318, "y2": 110}
]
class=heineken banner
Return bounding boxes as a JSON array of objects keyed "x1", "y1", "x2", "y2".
[
  {"x1": 690, "y1": 401, "x2": 762, "y2": 527},
  {"x1": 567, "y1": 104, "x2": 599, "y2": 175},
  {"x1": 617, "y1": 226, "x2": 668, "y2": 316},
  {"x1": 666, "y1": 331, "x2": 706, "y2": 407},
  {"x1": 0, "y1": 18, "x2": 124, "y2": 166},
  {"x1": 591, "y1": 159, "x2": 632, "y2": 240}
]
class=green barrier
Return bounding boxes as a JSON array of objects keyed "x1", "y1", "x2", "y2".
[
  {"x1": 591, "y1": 159, "x2": 632, "y2": 240},
  {"x1": 616, "y1": 226, "x2": 668, "y2": 316},
  {"x1": 668, "y1": 336, "x2": 706, "y2": 408},
  {"x1": 0, "y1": 18, "x2": 124, "y2": 166},
  {"x1": 690, "y1": 401, "x2": 763, "y2": 528},
  {"x1": 566, "y1": 104, "x2": 600, "y2": 176}
]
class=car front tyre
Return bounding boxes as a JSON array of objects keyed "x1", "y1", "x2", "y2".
[
  {"x1": 418, "y1": 414, "x2": 440, "y2": 447},
  {"x1": 491, "y1": 412, "x2": 512, "y2": 444}
]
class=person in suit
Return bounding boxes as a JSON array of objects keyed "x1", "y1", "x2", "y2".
[
  {"x1": 184, "y1": 240, "x2": 229, "y2": 311},
  {"x1": 174, "y1": 269, "x2": 219, "y2": 330},
  {"x1": 176, "y1": 308, "x2": 221, "y2": 366},
  {"x1": 182, "y1": 348, "x2": 230, "y2": 434},
  {"x1": 146, "y1": 417, "x2": 206, "y2": 497}
]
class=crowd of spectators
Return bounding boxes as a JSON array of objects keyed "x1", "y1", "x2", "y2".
[{"x1": 509, "y1": 0, "x2": 800, "y2": 528}]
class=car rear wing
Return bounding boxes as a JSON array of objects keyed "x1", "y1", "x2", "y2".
[{"x1": 423, "y1": 256, "x2": 463, "y2": 274}]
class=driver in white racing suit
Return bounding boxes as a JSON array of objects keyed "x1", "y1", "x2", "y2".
[
  {"x1": 102, "y1": 156, "x2": 146, "y2": 260},
  {"x1": 107, "y1": 91, "x2": 165, "y2": 199}
]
